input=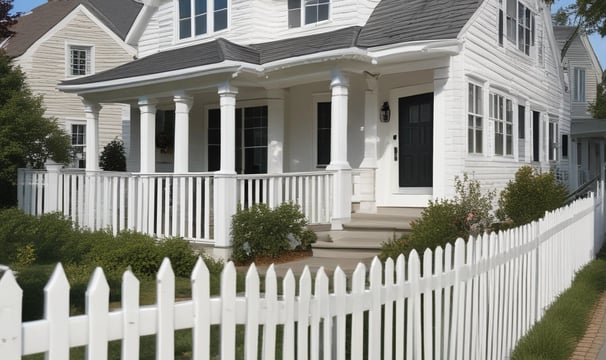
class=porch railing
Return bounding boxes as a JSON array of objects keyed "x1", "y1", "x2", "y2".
[
  {"x1": 17, "y1": 168, "x2": 334, "y2": 244},
  {"x1": 236, "y1": 172, "x2": 334, "y2": 224}
]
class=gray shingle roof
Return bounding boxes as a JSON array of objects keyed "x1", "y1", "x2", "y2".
[
  {"x1": 553, "y1": 25, "x2": 578, "y2": 45},
  {"x1": 61, "y1": 0, "x2": 483, "y2": 87},
  {"x1": 4, "y1": 0, "x2": 142, "y2": 58},
  {"x1": 357, "y1": 0, "x2": 483, "y2": 47}
]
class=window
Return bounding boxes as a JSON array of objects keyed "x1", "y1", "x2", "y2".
[
  {"x1": 468, "y1": 83, "x2": 483, "y2": 154},
  {"x1": 562, "y1": 134, "x2": 568, "y2": 159},
  {"x1": 288, "y1": 0, "x2": 329, "y2": 28},
  {"x1": 490, "y1": 93, "x2": 513, "y2": 156},
  {"x1": 71, "y1": 124, "x2": 86, "y2": 168},
  {"x1": 505, "y1": 0, "x2": 534, "y2": 55},
  {"x1": 518, "y1": 105, "x2": 525, "y2": 139},
  {"x1": 317, "y1": 102, "x2": 331, "y2": 166},
  {"x1": 548, "y1": 117, "x2": 559, "y2": 161},
  {"x1": 574, "y1": 67, "x2": 586, "y2": 102},
  {"x1": 69, "y1": 46, "x2": 91, "y2": 76},
  {"x1": 207, "y1": 106, "x2": 268, "y2": 174},
  {"x1": 178, "y1": 0, "x2": 228, "y2": 40},
  {"x1": 498, "y1": 9, "x2": 504, "y2": 46}
]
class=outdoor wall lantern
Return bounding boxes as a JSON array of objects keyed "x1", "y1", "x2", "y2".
[{"x1": 380, "y1": 101, "x2": 391, "y2": 122}]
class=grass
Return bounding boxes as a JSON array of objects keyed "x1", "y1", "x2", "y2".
[{"x1": 511, "y1": 245, "x2": 606, "y2": 360}]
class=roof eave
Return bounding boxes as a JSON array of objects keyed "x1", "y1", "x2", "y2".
[{"x1": 367, "y1": 39, "x2": 462, "y2": 63}]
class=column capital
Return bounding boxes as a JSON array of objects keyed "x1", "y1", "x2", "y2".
[
  {"x1": 364, "y1": 72, "x2": 379, "y2": 91},
  {"x1": 173, "y1": 94, "x2": 193, "y2": 112},
  {"x1": 217, "y1": 81, "x2": 238, "y2": 96},
  {"x1": 138, "y1": 97, "x2": 157, "y2": 108},
  {"x1": 82, "y1": 100, "x2": 102, "y2": 114},
  {"x1": 330, "y1": 68, "x2": 349, "y2": 88}
]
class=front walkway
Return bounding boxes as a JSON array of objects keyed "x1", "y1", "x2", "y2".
[{"x1": 572, "y1": 292, "x2": 606, "y2": 359}]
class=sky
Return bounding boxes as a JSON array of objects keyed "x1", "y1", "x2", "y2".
[{"x1": 10, "y1": 0, "x2": 606, "y2": 70}]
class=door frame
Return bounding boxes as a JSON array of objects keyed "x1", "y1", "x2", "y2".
[{"x1": 384, "y1": 84, "x2": 434, "y2": 206}]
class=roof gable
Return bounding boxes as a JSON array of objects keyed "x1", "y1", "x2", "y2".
[{"x1": 4, "y1": 0, "x2": 142, "y2": 58}]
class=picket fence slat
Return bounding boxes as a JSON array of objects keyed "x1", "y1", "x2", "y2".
[{"x1": 4, "y1": 185, "x2": 606, "y2": 359}]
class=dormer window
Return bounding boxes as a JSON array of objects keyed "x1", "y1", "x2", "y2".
[
  {"x1": 288, "y1": 0, "x2": 330, "y2": 28},
  {"x1": 178, "y1": 0, "x2": 228, "y2": 40}
]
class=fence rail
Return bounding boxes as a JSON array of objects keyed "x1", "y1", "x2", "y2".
[{"x1": 3, "y1": 183, "x2": 604, "y2": 359}]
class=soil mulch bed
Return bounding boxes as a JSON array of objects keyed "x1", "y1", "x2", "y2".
[{"x1": 235, "y1": 248, "x2": 313, "y2": 268}]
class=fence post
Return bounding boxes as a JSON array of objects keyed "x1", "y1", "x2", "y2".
[
  {"x1": 45, "y1": 162, "x2": 63, "y2": 213},
  {"x1": 0, "y1": 270, "x2": 22, "y2": 360},
  {"x1": 330, "y1": 169, "x2": 352, "y2": 230},
  {"x1": 213, "y1": 173, "x2": 237, "y2": 248}
]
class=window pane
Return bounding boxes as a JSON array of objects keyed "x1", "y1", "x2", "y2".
[
  {"x1": 475, "y1": 85, "x2": 482, "y2": 113},
  {"x1": 476, "y1": 130, "x2": 482, "y2": 153},
  {"x1": 318, "y1": 3, "x2": 329, "y2": 21},
  {"x1": 288, "y1": 8, "x2": 301, "y2": 28},
  {"x1": 195, "y1": 0, "x2": 206, "y2": 15},
  {"x1": 317, "y1": 102, "x2": 331, "y2": 166},
  {"x1": 195, "y1": 14, "x2": 207, "y2": 35},
  {"x1": 179, "y1": 0, "x2": 191, "y2": 18},
  {"x1": 518, "y1": 105, "x2": 525, "y2": 139},
  {"x1": 305, "y1": 6, "x2": 317, "y2": 24},
  {"x1": 180, "y1": 19, "x2": 191, "y2": 38},
  {"x1": 214, "y1": 9, "x2": 227, "y2": 31}
]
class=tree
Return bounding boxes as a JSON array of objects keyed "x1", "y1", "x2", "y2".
[
  {"x1": 99, "y1": 138, "x2": 126, "y2": 171},
  {"x1": 589, "y1": 77, "x2": 606, "y2": 118},
  {"x1": 0, "y1": 0, "x2": 17, "y2": 39},
  {"x1": 0, "y1": 53, "x2": 72, "y2": 207}
]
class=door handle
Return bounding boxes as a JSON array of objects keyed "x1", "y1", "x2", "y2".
[{"x1": 394, "y1": 147, "x2": 398, "y2": 161}]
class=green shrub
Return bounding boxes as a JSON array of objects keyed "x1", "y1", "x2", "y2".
[
  {"x1": 231, "y1": 202, "x2": 316, "y2": 264},
  {"x1": 157, "y1": 237, "x2": 198, "y2": 277},
  {"x1": 497, "y1": 166, "x2": 568, "y2": 227},
  {"x1": 380, "y1": 174, "x2": 494, "y2": 260},
  {"x1": 99, "y1": 138, "x2": 126, "y2": 171}
]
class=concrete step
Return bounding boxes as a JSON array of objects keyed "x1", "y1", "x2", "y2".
[{"x1": 343, "y1": 213, "x2": 415, "y2": 232}]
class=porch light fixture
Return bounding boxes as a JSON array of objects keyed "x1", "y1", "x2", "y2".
[{"x1": 380, "y1": 101, "x2": 391, "y2": 122}]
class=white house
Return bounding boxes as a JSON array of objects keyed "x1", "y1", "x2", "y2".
[
  {"x1": 554, "y1": 26, "x2": 604, "y2": 189},
  {"x1": 18, "y1": 0, "x2": 570, "y2": 253},
  {"x1": 2, "y1": 0, "x2": 142, "y2": 168}
]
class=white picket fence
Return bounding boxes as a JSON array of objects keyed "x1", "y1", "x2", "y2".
[{"x1": 1, "y1": 185, "x2": 604, "y2": 359}]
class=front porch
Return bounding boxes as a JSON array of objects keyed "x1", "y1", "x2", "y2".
[{"x1": 17, "y1": 168, "x2": 372, "y2": 247}]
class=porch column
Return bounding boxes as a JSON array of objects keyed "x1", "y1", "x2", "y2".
[
  {"x1": 327, "y1": 69, "x2": 352, "y2": 230},
  {"x1": 433, "y1": 67, "x2": 449, "y2": 199},
  {"x1": 174, "y1": 93, "x2": 193, "y2": 173},
  {"x1": 83, "y1": 101, "x2": 101, "y2": 171},
  {"x1": 360, "y1": 73, "x2": 378, "y2": 169},
  {"x1": 138, "y1": 97, "x2": 157, "y2": 173},
  {"x1": 267, "y1": 89, "x2": 285, "y2": 173},
  {"x1": 214, "y1": 82, "x2": 238, "y2": 248}
]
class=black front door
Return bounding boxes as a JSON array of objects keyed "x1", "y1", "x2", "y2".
[{"x1": 399, "y1": 93, "x2": 433, "y2": 188}]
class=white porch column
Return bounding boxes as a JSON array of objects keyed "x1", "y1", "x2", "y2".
[
  {"x1": 360, "y1": 73, "x2": 379, "y2": 169},
  {"x1": 44, "y1": 161, "x2": 63, "y2": 213},
  {"x1": 327, "y1": 69, "x2": 352, "y2": 230},
  {"x1": 433, "y1": 67, "x2": 449, "y2": 199},
  {"x1": 173, "y1": 94, "x2": 193, "y2": 173},
  {"x1": 267, "y1": 89, "x2": 285, "y2": 174},
  {"x1": 214, "y1": 82, "x2": 238, "y2": 248},
  {"x1": 138, "y1": 97, "x2": 157, "y2": 173},
  {"x1": 83, "y1": 101, "x2": 101, "y2": 171}
]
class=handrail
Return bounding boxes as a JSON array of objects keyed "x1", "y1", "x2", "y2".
[{"x1": 566, "y1": 174, "x2": 600, "y2": 203}]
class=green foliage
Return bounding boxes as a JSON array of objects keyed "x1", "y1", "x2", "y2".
[
  {"x1": 497, "y1": 166, "x2": 568, "y2": 227},
  {"x1": 0, "y1": 54, "x2": 72, "y2": 207},
  {"x1": 99, "y1": 138, "x2": 126, "y2": 171},
  {"x1": 380, "y1": 174, "x2": 494, "y2": 260},
  {"x1": 14, "y1": 265, "x2": 54, "y2": 321},
  {"x1": 511, "y1": 247, "x2": 606, "y2": 359},
  {"x1": 231, "y1": 202, "x2": 316, "y2": 264},
  {"x1": 589, "y1": 80, "x2": 606, "y2": 119},
  {"x1": 15, "y1": 243, "x2": 36, "y2": 266}
]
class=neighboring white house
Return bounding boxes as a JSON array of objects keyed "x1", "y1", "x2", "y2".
[
  {"x1": 554, "y1": 26, "x2": 605, "y2": 189},
  {"x1": 17, "y1": 0, "x2": 571, "y2": 251},
  {"x1": 2, "y1": 0, "x2": 142, "y2": 168}
]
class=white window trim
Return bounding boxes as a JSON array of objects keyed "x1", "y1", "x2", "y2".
[
  {"x1": 489, "y1": 90, "x2": 515, "y2": 158},
  {"x1": 573, "y1": 67, "x2": 586, "y2": 102},
  {"x1": 467, "y1": 81, "x2": 484, "y2": 155},
  {"x1": 65, "y1": 42, "x2": 94, "y2": 78},
  {"x1": 503, "y1": 0, "x2": 536, "y2": 57},
  {"x1": 288, "y1": 0, "x2": 331, "y2": 28},
  {"x1": 65, "y1": 119, "x2": 87, "y2": 168},
  {"x1": 175, "y1": 0, "x2": 230, "y2": 43}
]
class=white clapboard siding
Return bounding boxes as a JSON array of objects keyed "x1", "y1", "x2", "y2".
[{"x1": 3, "y1": 182, "x2": 605, "y2": 359}]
